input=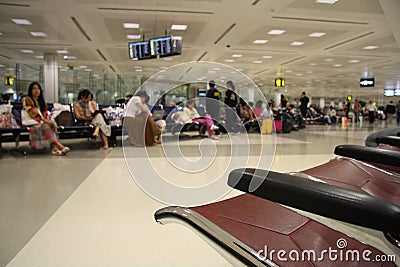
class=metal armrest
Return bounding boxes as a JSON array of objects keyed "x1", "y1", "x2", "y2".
[{"x1": 228, "y1": 168, "x2": 400, "y2": 234}]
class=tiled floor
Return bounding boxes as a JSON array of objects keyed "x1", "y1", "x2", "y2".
[{"x1": 1, "y1": 121, "x2": 399, "y2": 266}]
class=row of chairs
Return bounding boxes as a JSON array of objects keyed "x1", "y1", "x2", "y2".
[
  {"x1": 155, "y1": 135, "x2": 400, "y2": 266},
  {"x1": 0, "y1": 101, "x2": 122, "y2": 150}
]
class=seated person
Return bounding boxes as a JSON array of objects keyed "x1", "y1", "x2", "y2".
[
  {"x1": 181, "y1": 100, "x2": 219, "y2": 139},
  {"x1": 124, "y1": 92, "x2": 162, "y2": 147},
  {"x1": 326, "y1": 106, "x2": 337, "y2": 124},
  {"x1": 138, "y1": 91, "x2": 166, "y2": 131},
  {"x1": 73, "y1": 89, "x2": 111, "y2": 149},
  {"x1": 22, "y1": 81, "x2": 70, "y2": 156}
]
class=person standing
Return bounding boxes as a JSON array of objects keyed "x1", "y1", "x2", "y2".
[
  {"x1": 224, "y1": 80, "x2": 238, "y2": 132},
  {"x1": 396, "y1": 100, "x2": 400, "y2": 125},
  {"x1": 353, "y1": 99, "x2": 361, "y2": 123},
  {"x1": 366, "y1": 100, "x2": 377, "y2": 123},
  {"x1": 205, "y1": 80, "x2": 221, "y2": 120},
  {"x1": 299, "y1": 92, "x2": 309, "y2": 118},
  {"x1": 385, "y1": 100, "x2": 396, "y2": 123},
  {"x1": 22, "y1": 82, "x2": 70, "y2": 155}
]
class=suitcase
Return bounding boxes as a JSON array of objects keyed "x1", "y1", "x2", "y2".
[
  {"x1": 282, "y1": 118, "x2": 291, "y2": 133},
  {"x1": 274, "y1": 120, "x2": 282, "y2": 133},
  {"x1": 261, "y1": 119, "x2": 273, "y2": 134}
]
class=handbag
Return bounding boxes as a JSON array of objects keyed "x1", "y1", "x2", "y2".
[{"x1": 21, "y1": 109, "x2": 39, "y2": 126}]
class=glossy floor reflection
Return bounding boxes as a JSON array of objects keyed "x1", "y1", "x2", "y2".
[{"x1": 1, "y1": 121, "x2": 399, "y2": 266}]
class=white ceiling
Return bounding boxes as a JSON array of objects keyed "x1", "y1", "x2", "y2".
[{"x1": 0, "y1": 0, "x2": 399, "y2": 99}]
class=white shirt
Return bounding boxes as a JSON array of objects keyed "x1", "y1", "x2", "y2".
[{"x1": 124, "y1": 96, "x2": 142, "y2": 118}]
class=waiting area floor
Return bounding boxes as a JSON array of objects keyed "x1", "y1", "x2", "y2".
[{"x1": 1, "y1": 120, "x2": 399, "y2": 266}]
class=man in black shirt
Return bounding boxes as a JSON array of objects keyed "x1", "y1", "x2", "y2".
[
  {"x1": 206, "y1": 80, "x2": 221, "y2": 120},
  {"x1": 224, "y1": 80, "x2": 238, "y2": 132},
  {"x1": 299, "y1": 91, "x2": 309, "y2": 118}
]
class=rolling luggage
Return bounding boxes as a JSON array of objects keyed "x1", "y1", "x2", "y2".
[
  {"x1": 261, "y1": 119, "x2": 273, "y2": 134},
  {"x1": 274, "y1": 119, "x2": 282, "y2": 133},
  {"x1": 282, "y1": 118, "x2": 291, "y2": 133}
]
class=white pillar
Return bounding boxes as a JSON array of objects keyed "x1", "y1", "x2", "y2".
[
  {"x1": 248, "y1": 86, "x2": 254, "y2": 103},
  {"x1": 43, "y1": 53, "x2": 58, "y2": 103},
  {"x1": 319, "y1": 98, "x2": 325, "y2": 109}
]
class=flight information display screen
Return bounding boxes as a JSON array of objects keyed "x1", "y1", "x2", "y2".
[
  {"x1": 149, "y1": 36, "x2": 172, "y2": 57},
  {"x1": 129, "y1": 41, "x2": 151, "y2": 59}
]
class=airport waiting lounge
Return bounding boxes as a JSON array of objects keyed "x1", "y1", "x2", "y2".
[{"x1": 0, "y1": 0, "x2": 400, "y2": 266}]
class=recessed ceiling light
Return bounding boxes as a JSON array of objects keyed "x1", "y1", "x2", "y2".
[
  {"x1": 232, "y1": 54, "x2": 242, "y2": 58},
  {"x1": 268, "y1": 29, "x2": 285, "y2": 35},
  {"x1": 123, "y1": 23, "x2": 139, "y2": 29},
  {"x1": 0, "y1": 32, "x2": 3, "y2": 36},
  {"x1": 35, "y1": 55, "x2": 44, "y2": 59},
  {"x1": 136, "y1": 69, "x2": 142, "y2": 72},
  {"x1": 127, "y1": 34, "x2": 141, "y2": 39},
  {"x1": 348, "y1": 59, "x2": 360, "y2": 63},
  {"x1": 309, "y1": 63, "x2": 318, "y2": 66},
  {"x1": 285, "y1": 70, "x2": 293, "y2": 73},
  {"x1": 21, "y1": 49, "x2": 34, "y2": 53},
  {"x1": 11, "y1": 18, "x2": 32, "y2": 25},
  {"x1": 171, "y1": 24, "x2": 187, "y2": 30},
  {"x1": 172, "y1": 36, "x2": 182, "y2": 40},
  {"x1": 57, "y1": 49, "x2": 69, "y2": 54},
  {"x1": 306, "y1": 71, "x2": 313, "y2": 74},
  {"x1": 290, "y1": 41, "x2": 304, "y2": 46},
  {"x1": 134, "y1": 66, "x2": 142, "y2": 69},
  {"x1": 333, "y1": 64, "x2": 343, "y2": 67},
  {"x1": 253, "y1": 39, "x2": 268, "y2": 44},
  {"x1": 296, "y1": 73, "x2": 303, "y2": 76},
  {"x1": 363, "y1": 45, "x2": 378, "y2": 50},
  {"x1": 308, "y1": 32, "x2": 326, "y2": 37},
  {"x1": 324, "y1": 58, "x2": 334, "y2": 61},
  {"x1": 225, "y1": 59, "x2": 234, "y2": 62},
  {"x1": 262, "y1": 55, "x2": 272, "y2": 59},
  {"x1": 30, "y1": 32, "x2": 47, "y2": 37},
  {"x1": 315, "y1": 0, "x2": 338, "y2": 4},
  {"x1": 208, "y1": 70, "x2": 216, "y2": 74},
  {"x1": 253, "y1": 60, "x2": 263, "y2": 64},
  {"x1": 84, "y1": 69, "x2": 92, "y2": 72},
  {"x1": 79, "y1": 65, "x2": 87, "y2": 69}
]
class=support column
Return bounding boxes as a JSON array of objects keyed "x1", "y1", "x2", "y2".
[{"x1": 43, "y1": 53, "x2": 58, "y2": 103}]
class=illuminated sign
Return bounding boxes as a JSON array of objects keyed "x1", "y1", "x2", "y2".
[
  {"x1": 360, "y1": 78, "x2": 374, "y2": 87},
  {"x1": 4, "y1": 77, "x2": 14, "y2": 86},
  {"x1": 275, "y1": 78, "x2": 285, "y2": 87}
]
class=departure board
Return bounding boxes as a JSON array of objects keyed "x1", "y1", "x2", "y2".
[
  {"x1": 149, "y1": 36, "x2": 172, "y2": 57},
  {"x1": 129, "y1": 41, "x2": 151, "y2": 59}
]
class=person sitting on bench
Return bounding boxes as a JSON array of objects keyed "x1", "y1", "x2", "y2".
[{"x1": 73, "y1": 89, "x2": 111, "y2": 149}]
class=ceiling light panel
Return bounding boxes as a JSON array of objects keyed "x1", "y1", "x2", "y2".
[
  {"x1": 308, "y1": 32, "x2": 326, "y2": 37},
  {"x1": 171, "y1": 24, "x2": 187, "y2": 30},
  {"x1": 290, "y1": 41, "x2": 304, "y2": 46},
  {"x1": 11, "y1": 18, "x2": 32, "y2": 25},
  {"x1": 123, "y1": 23, "x2": 139, "y2": 29},
  {"x1": 268, "y1": 29, "x2": 285, "y2": 35},
  {"x1": 253, "y1": 39, "x2": 268, "y2": 44},
  {"x1": 127, "y1": 34, "x2": 141, "y2": 39},
  {"x1": 30, "y1": 32, "x2": 47, "y2": 37},
  {"x1": 21, "y1": 49, "x2": 34, "y2": 53},
  {"x1": 315, "y1": 0, "x2": 338, "y2": 4}
]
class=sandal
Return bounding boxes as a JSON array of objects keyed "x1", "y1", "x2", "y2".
[
  {"x1": 51, "y1": 150, "x2": 64, "y2": 156},
  {"x1": 62, "y1": 147, "x2": 70, "y2": 154}
]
